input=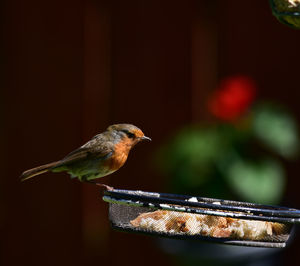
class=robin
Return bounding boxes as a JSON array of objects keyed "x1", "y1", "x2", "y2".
[{"x1": 20, "y1": 124, "x2": 151, "y2": 189}]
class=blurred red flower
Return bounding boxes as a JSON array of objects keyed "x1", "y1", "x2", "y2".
[{"x1": 208, "y1": 76, "x2": 256, "y2": 121}]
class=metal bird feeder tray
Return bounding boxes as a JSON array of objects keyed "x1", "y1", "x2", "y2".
[{"x1": 103, "y1": 188, "x2": 300, "y2": 248}]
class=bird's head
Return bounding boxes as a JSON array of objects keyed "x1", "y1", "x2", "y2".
[{"x1": 107, "y1": 124, "x2": 151, "y2": 147}]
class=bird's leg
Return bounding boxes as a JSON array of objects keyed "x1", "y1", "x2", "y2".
[
  {"x1": 94, "y1": 183, "x2": 114, "y2": 191},
  {"x1": 87, "y1": 179, "x2": 114, "y2": 191},
  {"x1": 80, "y1": 175, "x2": 114, "y2": 191}
]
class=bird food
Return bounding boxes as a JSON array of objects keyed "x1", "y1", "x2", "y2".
[
  {"x1": 130, "y1": 210, "x2": 287, "y2": 241},
  {"x1": 103, "y1": 189, "x2": 300, "y2": 248}
]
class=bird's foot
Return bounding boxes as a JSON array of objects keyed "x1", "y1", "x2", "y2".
[{"x1": 94, "y1": 183, "x2": 114, "y2": 191}]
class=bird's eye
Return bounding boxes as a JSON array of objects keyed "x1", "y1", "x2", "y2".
[
  {"x1": 127, "y1": 132, "x2": 135, "y2": 138},
  {"x1": 121, "y1": 130, "x2": 135, "y2": 139}
]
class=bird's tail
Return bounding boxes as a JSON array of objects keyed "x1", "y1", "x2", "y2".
[{"x1": 20, "y1": 161, "x2": 60, "y2": 181}]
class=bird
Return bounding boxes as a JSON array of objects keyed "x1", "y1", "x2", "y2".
[{"x1": 20, "y1": 124, "x2": 151, "y2": 189}]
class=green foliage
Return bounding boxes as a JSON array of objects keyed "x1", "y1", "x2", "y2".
[
  {"x1": 225, "y1": 158, "x2": 285, "y2": 204},
  {"x1": 158, "y1": 103, "x2": 298, "y2": 204},
  {"x1": 253, "y1": 105, "x2": 299, "y2": 158},
  {"x1": 160, "y1": 127, "x2": 222, "y2": 187}
]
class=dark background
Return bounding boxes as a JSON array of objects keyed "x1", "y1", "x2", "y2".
[{"x1": 1, "y1": 0, "x2": 300, "y2": 265}]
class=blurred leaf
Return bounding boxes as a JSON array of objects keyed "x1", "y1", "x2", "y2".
[
  {"x1": 156, "y1": 113, "x2": 293, "y2": 203},
  {"x1": 159, "y1": 127, "x2": 227, "y2": 189},
  {"x1": 253, "y1": 105, "x2": 299, "y2": 158},
  {"x1": 225, "y1": 158, "x2": 285, "y2": 204}
]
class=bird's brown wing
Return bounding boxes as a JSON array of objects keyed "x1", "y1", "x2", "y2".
[{"x1": 53, "y1": 136, "x2": 114, "y2": 169}]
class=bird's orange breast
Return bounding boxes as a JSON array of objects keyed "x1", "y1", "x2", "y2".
[{"x1": 102, "y1": 139, "x2": 131, "y2": 171}]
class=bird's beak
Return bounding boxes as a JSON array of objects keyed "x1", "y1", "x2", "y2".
[{"x1": 141, "y1": 136, "x2": 151, "y2": 141}]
